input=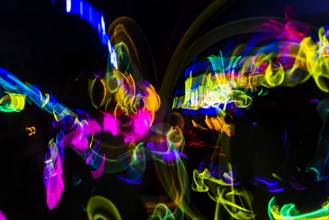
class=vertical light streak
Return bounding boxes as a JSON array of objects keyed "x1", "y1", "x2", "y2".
[{"x1": 65, "y1": 0, "x2": 71, "y2": 13}]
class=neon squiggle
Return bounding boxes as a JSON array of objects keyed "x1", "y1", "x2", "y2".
[
  {"x1": 172, "y1": 53, "x2": 253, "y2": 112},
  {"x1": 86, "y1": 196, "x2": 122, "y2": 220},
  {"x1": 268, "y1": 197, "x2": 329, "y2": 220},
  {"x1": 150, "y1": 203, "x2": 176, "y2": 220},
  {"x1": 0, "y1": 92, "x2": 25, "y2": 112},
  {"x1": 173, "y1": 23, "x2": 329, "y2": 113},
  {"x1": 192, "y1": 168, "x2": 256, "y2": 219}
]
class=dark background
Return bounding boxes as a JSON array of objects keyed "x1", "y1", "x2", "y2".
[{"x1": 0, "y1": 0, "x2": 328, "y2": 219}]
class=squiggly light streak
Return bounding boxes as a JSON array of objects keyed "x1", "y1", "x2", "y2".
[
  {"x1": 44, "y1": 151, "x2": 64, "y2": 210},
  {"x1": 0, "y1": 92, "x2": 25, "y2": 112},
  {"x1": 0, "y1": 67, "x2": 75, "y2": 118},
  {"x1": 150, "y1": 203, "x2": 176, "y2": 220},
  {"x1": 25, "y1": 126, "x2": 36, "y2": 136},
  {"x1": 88, "y1": 47, "x2": 160, "y2": 142},
  {"x1": 204, "y1": 115, "x2": 232, "y2": 136},
  {"x1": 268, "y1": 197, "x2": 329, "y2": 220},
  {"x1": 173, "y1": 24, "x2": 329, "y2": 113},
  {"x1": 192, "y1": 168, "x2": 256, "y2": 219},
  {"x1": 86, "y1": 196, "x2": 122, "y2": 220}
]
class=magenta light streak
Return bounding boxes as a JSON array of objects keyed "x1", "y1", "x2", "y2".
[
  {"x1": 124, "y1": 136, "x2": 136, "y2": 143},
  {"x1": 71, "y1": 133, "x2": 89, "y2": 151},
  {"x1": 45, "y1": 157, "x2": 64, "y2": 210},
  {"x1": 90, "y1": 154, "x2": 106, "y2": 179},
  {"x1": 103, "y1": 113, "x2": 119, "y2": 135},
  {"x1": 85, "y1": 119, "x2": 102, "y2": 135},
  {"x1": 60, "y1": 122, "x2": 88, "y2": 151},
  {"x1": 133, "y1": 109, "x2": 152, "y2": 135},
  {"x1": 61, "y1": 123, "x2": 83, "y2": 147},
  {"x1": 0, "y1": 210, "x2": 7, "y2": 220}
]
